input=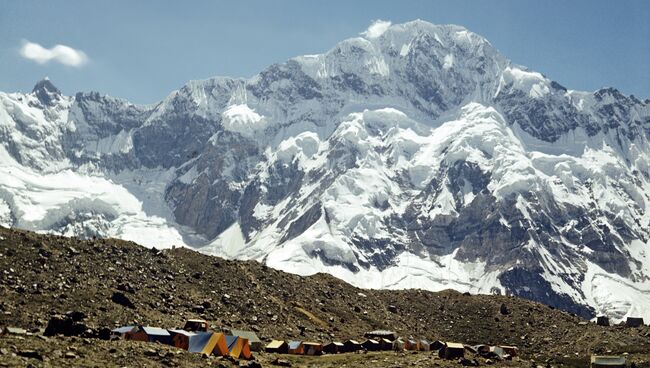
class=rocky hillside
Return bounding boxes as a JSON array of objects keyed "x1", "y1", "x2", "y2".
[{"x1": 1, "y1": 227, "x2": 649, "y2": 367}]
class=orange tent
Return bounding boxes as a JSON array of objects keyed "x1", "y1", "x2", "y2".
[
  {"x1": 226, "y1": 335, "x2": 252, "y2": 359},
  {"x1": 211, "y1": 332, "x2": 229, "y2": 356}
]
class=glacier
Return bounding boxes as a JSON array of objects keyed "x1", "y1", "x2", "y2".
[{"x1": 1, "y1": 20, "x2": 649, "y2": 321}]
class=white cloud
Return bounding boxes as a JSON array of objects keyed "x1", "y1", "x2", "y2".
[
  {"x1": 19, "y1": 40, "x2": 89, "y2": 67},
  {"x1": 361, "y1": 20, "x2": 392, "y2": 39}
]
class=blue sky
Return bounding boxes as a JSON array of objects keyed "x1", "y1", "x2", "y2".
[{"x1": 1, "y1": 0, "x2": 648, "y2": 104}]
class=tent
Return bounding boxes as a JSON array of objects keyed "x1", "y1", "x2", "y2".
[
  {"x1": 169, "y1": 329, "x2": 196, "y2": 350},
  {"x1": 303, "y1": 342, "x2": 323, "y2": 356},
  {"x1": 364, "y1": 330, "x2": 397, "y2": 341},
  {"x1": 404, "y1": 338, "x2": 419, "y2": 351},
  {"x1": 323, "y1": 342, "x2": 344, "y2": 354},
  {"x1": 225, "y1": 335, "x2": 252, "y2": 359},
  {"x1": 183, "y1": 319, "x2": 208, "y2": 332},
  {"x1": 429, "y1": 340, "x2": 444, "y2": 351},
  {"x1": 362, "y1": 339, "x2": 381, "y2": 351},
  {"x1": 393, "y1": 338, "x2": 405, "y2": 351},
  {"x1": 440, "y1": 342, "x2": 465, "y2": 359},
  {"x1": 125, "y1": 326, "x2": 171, "y2": 345},
  {"x1": 343, "y1": 339, "x2": 362, "y2": 353},
  {"x1": 111, "y1": 326, "x2": 136, "y2": 339},
  {"x1": 419, "y1": 340, "x2": 431, "y2": 351},
  {"x1": 591, "y1": 355, "x2": 626, "y2": 368},
  {"x1": 500, "y1": 345, "x2": 518, "y2": 357},
  {"x1": 626, "y1": 317, "x2": 644, "y2": 327},
  {"x1": 596, "y1": 316, "x2": 610, "y2": 327},
  {"x1": 231, "y1": 329, "x2": 263, "y2": 351},
  {"x1": 379, "y1": 338, "x2": 393, "y2": 351},
  {"x1": 266, "y1": 340, "x2": 289, "y2": 354},
  {"x1": 210, "y1": 333, "x2": 230, "y2": 356},
  {"x1": 488, "y1": 346, "x2": 505, "y2": 360},
  {"x1": 288, "y1": 340, "x2": 304, "y2": 355},
  {"x1": 186, "y1": 332, "x2": 229, "y2": 356}
]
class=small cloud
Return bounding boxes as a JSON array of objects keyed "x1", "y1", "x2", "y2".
[
  {"x1": 19, "y1": 40, "x2": 89, "y2": 67},
  {"x1": 361, "y1": 20, "x2": 392, "y2": 39}
]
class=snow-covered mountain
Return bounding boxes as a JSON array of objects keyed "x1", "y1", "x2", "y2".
[{"x1": 2, "y1": 20, "x2": 649, "y2": 321}]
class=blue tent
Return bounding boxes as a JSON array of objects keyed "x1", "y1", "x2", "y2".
[
  {"x1": 139, "y1": 326, "x2": 172, "y2": 344},
  {"x1": 225, "y1": 335, "x2": 239, "y2": 350},
  {"x1": 188, "y1": 332, "x2": 214, "y2": 353}
]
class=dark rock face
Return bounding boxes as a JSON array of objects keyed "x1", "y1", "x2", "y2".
[
  {"x1": 32, "y1": 78, "x2": 61, "y2": 106},
  {"x1": 499, "y1": 267, "x2": 594, "y2": 318}
]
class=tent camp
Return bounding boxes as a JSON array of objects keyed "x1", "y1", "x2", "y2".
[
  {"x1": 266, "y1": 340, "x2": 288, "y2": 354},
  {"x1": 288, "y1": 341, "x2": 304, "y2": 355},
  {"x1": 111, "y1": 326, "x2": 136, "y2": 339},
  {"x1": 440, "y1": 342, "x2": 465, "y2": 359},
  {"x1": 125, "y1": 326, "x2": 171, "y2": 345},
  {"x1": 231, "y1": 329, "x2": 263, "y2": 351},
  {"x1": 343, "y1": 339, "x2": 362, "y2": 353},
  {"x1": 362, "y1": 339, "x2": 381, "y2": 351},
  {"x1": 225, "y1": 335, "x2": 252, "y2": 359},
  {"x1": 323, "y1": 342, "x2": 344, "y2": 354},
  {"x1": 303, "y1": 342, "x2": 323, "y2": 356},
  {"x1": 591, "y1": 355, "x2": 626, "y2": 368}
]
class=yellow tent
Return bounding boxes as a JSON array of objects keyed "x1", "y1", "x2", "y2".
[
  {"x1": 226, "y1": 335, "x2": 252, "y2": 359},
  {"x1": 211, "y1": 332, "x2": 229, "y2": 356}
]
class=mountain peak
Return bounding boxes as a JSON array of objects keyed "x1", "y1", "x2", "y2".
[{"x1": 32, "y1": 77, "x2": 61, "y2": 106}]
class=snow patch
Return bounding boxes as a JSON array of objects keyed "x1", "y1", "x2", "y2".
[
  {"x1": 221, "y1": 104, "x2": 267, "y2": 136},
  {"x1": 501, "y1": 66, "x2": 550, "y2": 98},
  {"x1": 443, "y1": 54, "x2": 454, "y2": 70},
  {"x1": 362, "y1": 20, "x2": 392, "y2": 39}
]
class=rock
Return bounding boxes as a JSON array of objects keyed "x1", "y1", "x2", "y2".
[
  {"x1": 44, "y1": 315, "x2": 87, "y2": 337},
  {"x1": 244, "y1": 361, "x2": 262, "y2": 368},
  {"x1": 65, "y1": 310, "x2": 86, "y2": 322},
  {"x1": 64, "y1": 352, "x2": 77, "y2": 359},
  {"x1": 144, "y1": 349, "x2": 159, "y2": 357},
  {"x1": 5, "y1": 327, "x2": 27, "y2": 335},
  {"x1": 97, "y1": 327, "x2": 112, "y2": 340},
  {"x1": 111, "y1": 291, "x2": 135, "y2": 309},
  {"x1": 388, "y1": 305, "x2": 398, "y2": 313},
  {"x1": 272, "y1": 358, "x2": 292, "y2": 367},
  {"x1": 17, "y1": 350, "x2": 43, "y2": 361},
  {"x1": 117, "y1": 283, "x2": 135, "y2": 294},
  {"x1": 459, "y1": 357, "x2": 480, "y2": 366},
  {"x1": 500, "y1": 303, "x2": 510, "y2": 315}
]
